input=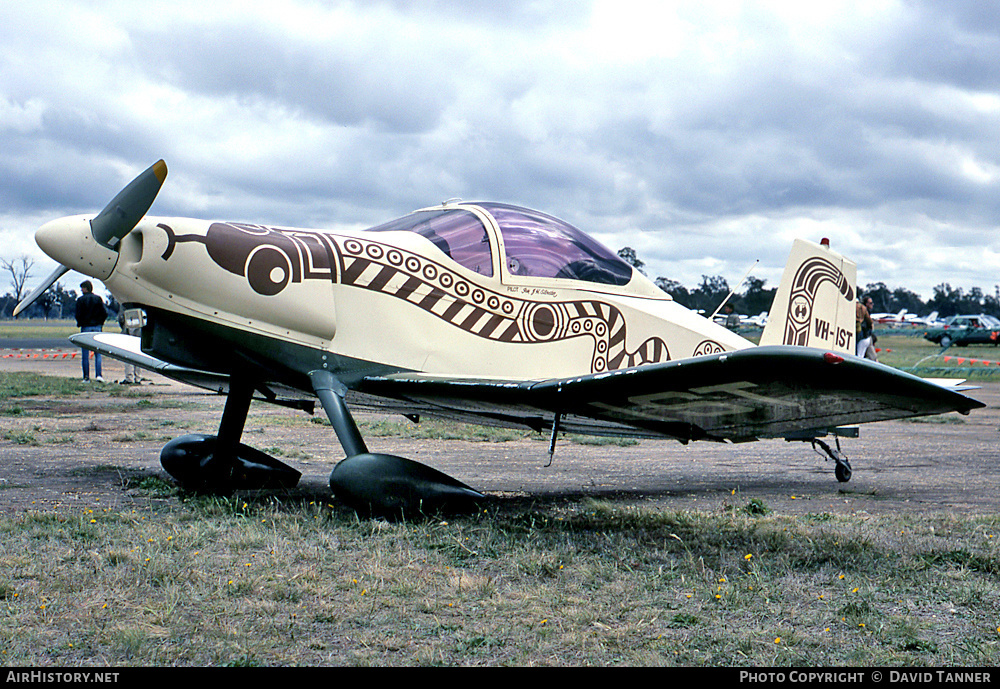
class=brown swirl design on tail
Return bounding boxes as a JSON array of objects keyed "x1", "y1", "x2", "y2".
[{"x1": 783, "y1": 257, "x2": 854, "y2": 346}]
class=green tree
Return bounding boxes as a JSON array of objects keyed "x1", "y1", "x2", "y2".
[
  {"x1": 617, "y1": 247, "x2": 646, "y2": 275},
  {"x1": 654, "y1": 277, "x2": 688, "y2": 304},
  {"x1": 692, "y1": 275, "x2": 731, "y2": 315},
  {"x1": 742, "y1": 276, "x2": 776, "y2": 316}
]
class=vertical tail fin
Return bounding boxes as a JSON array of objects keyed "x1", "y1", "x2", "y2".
[{"x1": 759, "y1": 238, "x2": 857, "y2": 353}]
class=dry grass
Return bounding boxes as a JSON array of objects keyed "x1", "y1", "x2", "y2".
[
  {"x1": 3, "y1": 342, "x2": 1000, "y2": 666},
  {"x1": 0, "y1": 319, "x2": 78, "y2": 339},
  {"x1": 2, "y1": 492, "x2": 1000, "y2": 666}
]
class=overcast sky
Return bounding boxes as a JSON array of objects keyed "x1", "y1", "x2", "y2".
[{"x1": 2, "y1": 0, "x2": 998, "y2": 305}]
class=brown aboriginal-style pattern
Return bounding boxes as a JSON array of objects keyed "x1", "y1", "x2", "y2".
[
  {"x1": 160, "y1": 221, "x2": 671, "y2": 374},
  {"x1": 783, "y1": 257, "x2": 854, "y2": 346},
  {"x1": 336, "y1": 236, "x2": 670, "y2": 373},
  {"x1": 159, "y1": 222, "x2": 339, "y2": 296},
  {"x1": 693, "y1": 340, "x2": 726, "y2": 356}
]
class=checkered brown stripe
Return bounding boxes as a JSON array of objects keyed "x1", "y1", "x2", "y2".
[{"x1": 336, "y1": 237, "x2": 670, "y2": 373}]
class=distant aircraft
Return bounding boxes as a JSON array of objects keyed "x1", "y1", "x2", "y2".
[
  {"x1": 742, "y1": 311, "x2": 769, "y2": 327},
  {"x1": 14, "y1": 161, "x2": 984, "y2": 515},
  {"x1": 871, "y1": 309, "x2": 937, "y2": 328},
  {"x1": 869, "y1": 309, "x2": 944, "y2": 328},
  {"x1": 909, "y1": 311, "x2": 943, "y2": 327},
  {"x1": 869, "y1": 309, "x2": 912, "y2": 327},
  {"x1": 713, "y1": 310, "x2": 769, "y2": 327}
]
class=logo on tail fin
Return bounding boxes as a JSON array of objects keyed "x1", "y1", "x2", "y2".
[{"x1": 783, "y1": 257, "x2": 854, "y2": 346}]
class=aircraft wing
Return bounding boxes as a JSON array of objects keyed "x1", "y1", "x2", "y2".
[
  {"x1": 71, "y1": 334, "x2": 984, "y2": 442},
  {"x1": 354, "y1": 346, "x2": 985, "y2": 442},
  {"x1": 69, "y1": 332, "x2": 314, "y2": 410}
]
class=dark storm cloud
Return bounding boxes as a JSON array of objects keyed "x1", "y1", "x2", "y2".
[
  {"x1": 136, "y1": 23, "x2": 458, "y2": 135},
  {"x1": 1, "y1": 0, "x2": 998, "y2": 298},
  {"x1": 873, "y1": 0, "x2": 1000, "y2": 90}
]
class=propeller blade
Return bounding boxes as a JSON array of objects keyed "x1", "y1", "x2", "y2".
[
  {"x1": 90, "y1": 159, "x2": 168, "y2": 249},
  {"x1": 12, "y1": 264, "x2": 69, "y2": 317}
]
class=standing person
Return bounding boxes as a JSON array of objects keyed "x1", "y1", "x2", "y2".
[
  {"x1": 856, "y1": 295, "x2": 877, "y2": 361},
  {"x1": 723, "y1": 304, "x2": 740, "y2": 331},
  {"x1": 75, "y1": 280, "x2": 107, "y2": 381},
  {"x1": 117, "y1": 307, "x2": 142, "y2": 384}
]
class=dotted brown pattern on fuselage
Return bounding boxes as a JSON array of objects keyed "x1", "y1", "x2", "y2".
[
  {"x1": 336, "y1": 236, "x2": 670, "y2": 373},
  {"x1": 160, "y1": 221, "x2": 671, "y2": 374}
]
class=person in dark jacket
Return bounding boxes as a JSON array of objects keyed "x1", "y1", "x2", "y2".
[{"x1": 75, "y1": 280, "x2": 107, "y2": 381}]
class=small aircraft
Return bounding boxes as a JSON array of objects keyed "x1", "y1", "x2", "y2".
[
  {"x1": 742, "y1": 311, "x2": 769, "y2": 327},
  {"x1": 869, "y1": 308, "x2": 931, "y2": 328},
  {"x1": 909, "y1": 311, "x2": 943, "y2": 328},
  {"x1": 14, "y1": 161, "x2": 984, "y2": 515},
  {"x1": 870, "y1": 309, "x2": 910, "y2": 326},
  {"x1": 870, "y1": 309, "x2": 944, "y2": 329}
]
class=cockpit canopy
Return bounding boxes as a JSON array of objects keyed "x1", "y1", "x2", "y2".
[
  {"x1": 367, "y1": 207, "x2": 494, "y2": 277},
  {"x1": 367, "y1": 202, "x2": 632, "y2": 286}
]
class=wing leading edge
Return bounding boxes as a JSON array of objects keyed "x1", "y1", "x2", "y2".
[{"x1": 69, "y1": 333, "x2": 312, "y2": 410}]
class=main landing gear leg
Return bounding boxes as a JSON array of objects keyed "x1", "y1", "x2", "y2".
[
  {"x1": 310, "y1": 371, "x2": 483, "y2": 518},
  {"x1": 160, "y1": 374, "x2": 301, "y2": 492}
]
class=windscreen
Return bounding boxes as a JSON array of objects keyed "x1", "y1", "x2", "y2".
[{"x1": 367, "y1": 209, "x2": 493, "y2": 277}]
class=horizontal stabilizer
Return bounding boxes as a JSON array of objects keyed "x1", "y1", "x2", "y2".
[{"x1": 922, "y1": 378, "x2": 978, "y2": 392}]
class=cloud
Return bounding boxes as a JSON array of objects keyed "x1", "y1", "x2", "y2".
[{"x1": 1, "y1": 0, "x2": 998, "y2": 301}]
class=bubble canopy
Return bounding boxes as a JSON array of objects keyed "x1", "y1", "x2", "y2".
[{"x1": 367, "y1": 202, "x2": 633, "y2": 286}]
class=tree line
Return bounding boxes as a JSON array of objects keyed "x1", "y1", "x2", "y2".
[
  {"x1": 615, "y1": 248, "x2": 1000, "y2": 319},
  {"x1": 0, "y1": 257, "x2": 119, "y2": 321},
  {"x1": 2, "y1": 249, "x2": 998, "y2": 321}
]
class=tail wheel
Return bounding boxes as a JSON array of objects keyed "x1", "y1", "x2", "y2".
[{"x1": 835, "y1": 459, "x2": 852, "y2": 483}]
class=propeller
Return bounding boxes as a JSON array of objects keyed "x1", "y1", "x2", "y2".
[
  {"x1": 12, "y1": 265, "x2": 70, "y2": 318},
  {"x1": 12, "y1": 160, "x2": 168, "y2": 317},
  {"x1": 91, "y1": 159, "x2": 167, "y2": 249}
]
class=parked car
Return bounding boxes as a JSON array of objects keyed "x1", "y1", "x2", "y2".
[{"x1": 922, "y1": 314, "x2": 1000, "y2": 347}]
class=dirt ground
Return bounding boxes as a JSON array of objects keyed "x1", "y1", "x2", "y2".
[{"x1": 2, "y1": 343, "x2": 999, "y2": 518}]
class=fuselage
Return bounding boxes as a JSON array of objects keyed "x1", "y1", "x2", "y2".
[{"x1": 38, "y1": 203, "x2": 752, "y2": 385}]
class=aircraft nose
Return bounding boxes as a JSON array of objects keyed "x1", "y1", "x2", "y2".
[{"x1": 36, "y1": 215, "x2": 119, "y2": 280}]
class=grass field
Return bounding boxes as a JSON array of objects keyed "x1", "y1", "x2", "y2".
[
  {"x1": 764, "y1": 328, "x2": 1000, "y2": 379},
  {"x1": 2, "y1": 485, "x2": 999, "y2": 666},
  {"x1": 3, "y1": 362, "x2": 1000, "y2": 666},
  {"x1": 0, "y1": 318, "x2": 79, "y2": 339}
]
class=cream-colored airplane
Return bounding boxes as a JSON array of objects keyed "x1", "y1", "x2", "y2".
[{"x1": 14, "y1": 161, "x2": 983, "y2": 515}]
